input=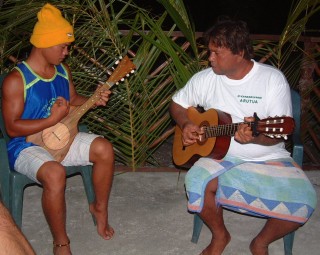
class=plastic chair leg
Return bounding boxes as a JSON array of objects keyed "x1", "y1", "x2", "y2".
[
  {"x1": 80, "y1": 166, "x2": 96, "y2": 225},
  {"x1": 80, "y1": 166, "x2": 95, "y2": 204},
  {"x1": 10, "y1": 173, "x2": 37, "y2": 228},
  {"x1": 10, "y1": 184, "x2": 25, "y2": 228},
  {"x1": 283, "y1": 231, "x2": 295, "y2": 255},
  {"x1": 191, "y1": 213, "x2": 204, "y2": 243}
]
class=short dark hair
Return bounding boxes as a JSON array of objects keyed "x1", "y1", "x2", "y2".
[{"x1": 204, "y1": 17, "x2": 254, "y2": 60}]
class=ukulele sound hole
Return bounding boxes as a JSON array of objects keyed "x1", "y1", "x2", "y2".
[{"x1": 42, "y1": 123, "x2": 70, "y2": 150}]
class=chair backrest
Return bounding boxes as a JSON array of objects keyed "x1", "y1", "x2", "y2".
[
  {"x1": 0, "y1": 73, "x2": 11, "y2": 206},
  {"x1": 0, "y1": 73, "x2": 10, "y2": 143},
  {"x1": 291, "y1": 88, "x2": 301, "y2": 136}
]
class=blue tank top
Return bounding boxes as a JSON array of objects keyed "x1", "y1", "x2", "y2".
[{"x1": 7, "y1": 61, "x2": 70, "y2": 169}]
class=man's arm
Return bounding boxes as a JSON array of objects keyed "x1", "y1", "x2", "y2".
[
  {"x1": 1, "y1": 71, "x2": 69, "y2": 138},
  {"x1": 64, "y1": 64, "x2": 88, "y2": 106},
  {"x1": 64, "y1": 64, "x2": 111, "y2": 108},
  {"x1": 169, "y1": 101, "x2": 190, "y2": 129},
  {"x1": 0, "y1": 202, "x2": 35, "y2": 255},
  {"x1": 169, "y1": 101, "x2": 203, "y2": 146},
  {"x1": 235, "y1": 117, "x2": 284, "y2": 146}
]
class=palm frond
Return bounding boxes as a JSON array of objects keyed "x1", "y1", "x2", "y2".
[{"x1": 1, "y1": 0, "x2": 319, "y2": 168}]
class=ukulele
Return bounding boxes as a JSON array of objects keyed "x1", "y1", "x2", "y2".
[
  {"x1": 26, "y1": 55, "x2": 136, "y2": 162},
  {"x1": 172, "y1": 107, "x2": 295, "y2": 167}
]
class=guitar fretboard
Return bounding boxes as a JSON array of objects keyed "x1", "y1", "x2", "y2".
[{"x1": 204, "y1": 122, "x2": 253, "y2": 137}]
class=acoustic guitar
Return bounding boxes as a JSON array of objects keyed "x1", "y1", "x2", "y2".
[
  {"x1": 26, "y1": 55, "x2": 136, "y2": 162},
  {"x1": 172, "y1": 107, "x2": 295, "y2": 167}
]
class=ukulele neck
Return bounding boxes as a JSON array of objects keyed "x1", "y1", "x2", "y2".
[{"x1": 67, "y1": 82, "x2": 113, "y2": 123}]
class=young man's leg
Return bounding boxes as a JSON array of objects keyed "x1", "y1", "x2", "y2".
[
  {"x1": 16, "y1": 146, "x2": 71, "y2": 255},
  {"x1": 37, "y1": 161, "x2": 71, "y2": 255},
  {"x1": 61, "y1": 133, "x2": 115, "y2": 241},
  {"x1": 88, "y1": 137, "x2": 115, "y2": 240}
]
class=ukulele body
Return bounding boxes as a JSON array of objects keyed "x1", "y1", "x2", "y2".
[{"x1": 26, "y1": 105, "x2": 80, "y2": 162}]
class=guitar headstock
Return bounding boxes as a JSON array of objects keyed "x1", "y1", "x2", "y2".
[
  {"x1": 257, "y1": 116, "x2": 295, "y2": 140},
  {"x1": 106, "y1": 55, "x2": 136, "y2": 86}
]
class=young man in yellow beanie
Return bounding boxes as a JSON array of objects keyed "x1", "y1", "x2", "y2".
[{"x1": 2, "y1": 3, "x2": 115, "y2": 255}]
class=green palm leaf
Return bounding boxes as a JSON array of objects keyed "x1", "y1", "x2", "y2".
[{"x1": 1, "y1": 0, "x2": 319, "y2": 168}]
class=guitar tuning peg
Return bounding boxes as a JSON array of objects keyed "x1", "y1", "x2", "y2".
[
  {"x1": 265, "y1": 134, "x2": 274, "y2": 138},
  {"x1": 283, "y1": 135, "x2": 288, "y2": 140},
  {"x1": 115, "y1": 60, "x2": 120, "y2": 65},
  {"x1": 121, "y1": 78, "x2": 124, "y2": 81},
  {"x1": 126, "y1": 74, "x2": 130, "y2": 77},
  {"x1": 116, "y1": 82, "x2": 119, "y2": 85},
  {"x1": 131, "y1": 70, "x2": 135, "y2": 73}
]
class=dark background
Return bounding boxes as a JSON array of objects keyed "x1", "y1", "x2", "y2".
[
  {"x1": 183, "y1": 0, "x2": 292, "y2": 34},
  {"x1": 134, "y1": 0, "x2": 319, "y2": 35}
]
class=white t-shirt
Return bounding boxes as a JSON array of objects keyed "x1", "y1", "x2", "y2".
[{"x1": 172, "y1": 60, "x2": 292, "y2": 161}]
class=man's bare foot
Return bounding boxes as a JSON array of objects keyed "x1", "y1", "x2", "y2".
[
  {"x1": 249, "y1": 238, "x2": 268, "y2": 255},
  {"x1": 200, "y1": 231, "x2": 231, "y2": 255},
  {"x1": 89, "y1": 203, "x2": 114, "y2": 240}
]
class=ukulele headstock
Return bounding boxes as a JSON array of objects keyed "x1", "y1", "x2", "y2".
[{"x1": 107, "y1": 55, "x2": 136, "y2": 85}]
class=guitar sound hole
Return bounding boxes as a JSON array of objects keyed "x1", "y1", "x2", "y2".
[
  {"x1": 197, "y1": 123, "x2": 208, "y2": 145},
  {"x1": 197, "y1": 135, "x2": 207, "y2": 145}
]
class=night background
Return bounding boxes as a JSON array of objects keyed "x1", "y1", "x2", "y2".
[{"x1": 135, "y1": 0, "x2": 319, "y2": 35}]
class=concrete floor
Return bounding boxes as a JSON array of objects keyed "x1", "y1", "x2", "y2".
[{"x1": 21, "y1": 170, "x2": 320, "y2": 255}]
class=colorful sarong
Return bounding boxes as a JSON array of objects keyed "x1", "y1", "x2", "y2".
[{"x1": 185, "y1": 157, "x2": 317, "y2": 224}]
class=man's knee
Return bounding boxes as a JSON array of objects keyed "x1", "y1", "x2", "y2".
[
  {"x1": 37, "y1": 161, "x2": 66, "y2": 189},
  {"x1": 90, "y1": 137, "x2": 114, "y2": 161},
  {"x1": 205, "y1": 178, "x2": 218, "y2": 192},
  {"x1": 185, "y1": 166, "x2": 218, "y2": 193}
]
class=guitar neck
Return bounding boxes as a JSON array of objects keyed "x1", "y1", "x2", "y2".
[{"x1": 205, "y1": 122, "x2": 253, "y2": 137}]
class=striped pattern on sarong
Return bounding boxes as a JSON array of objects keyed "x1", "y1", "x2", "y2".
[{"x1": 185, "y1": 157, "x2": 317, "y2": 224}]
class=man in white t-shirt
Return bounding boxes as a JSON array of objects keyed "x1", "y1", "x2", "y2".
[{"x1": 170, "y1": 18, "x2": 316, "y2": 255}]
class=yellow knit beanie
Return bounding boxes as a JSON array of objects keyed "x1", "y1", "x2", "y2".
[{"x1": 30, "y1": 3, "x2": 75, "y2": 48}]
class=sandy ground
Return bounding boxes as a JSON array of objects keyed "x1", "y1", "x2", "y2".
[{"x1": 21, "y1": 170, "x2": 320, "y2": 255}]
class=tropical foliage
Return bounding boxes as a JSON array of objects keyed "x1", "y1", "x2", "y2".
[{"x1": 0, "y1": 0, "x2": 319, "y2": 169}]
